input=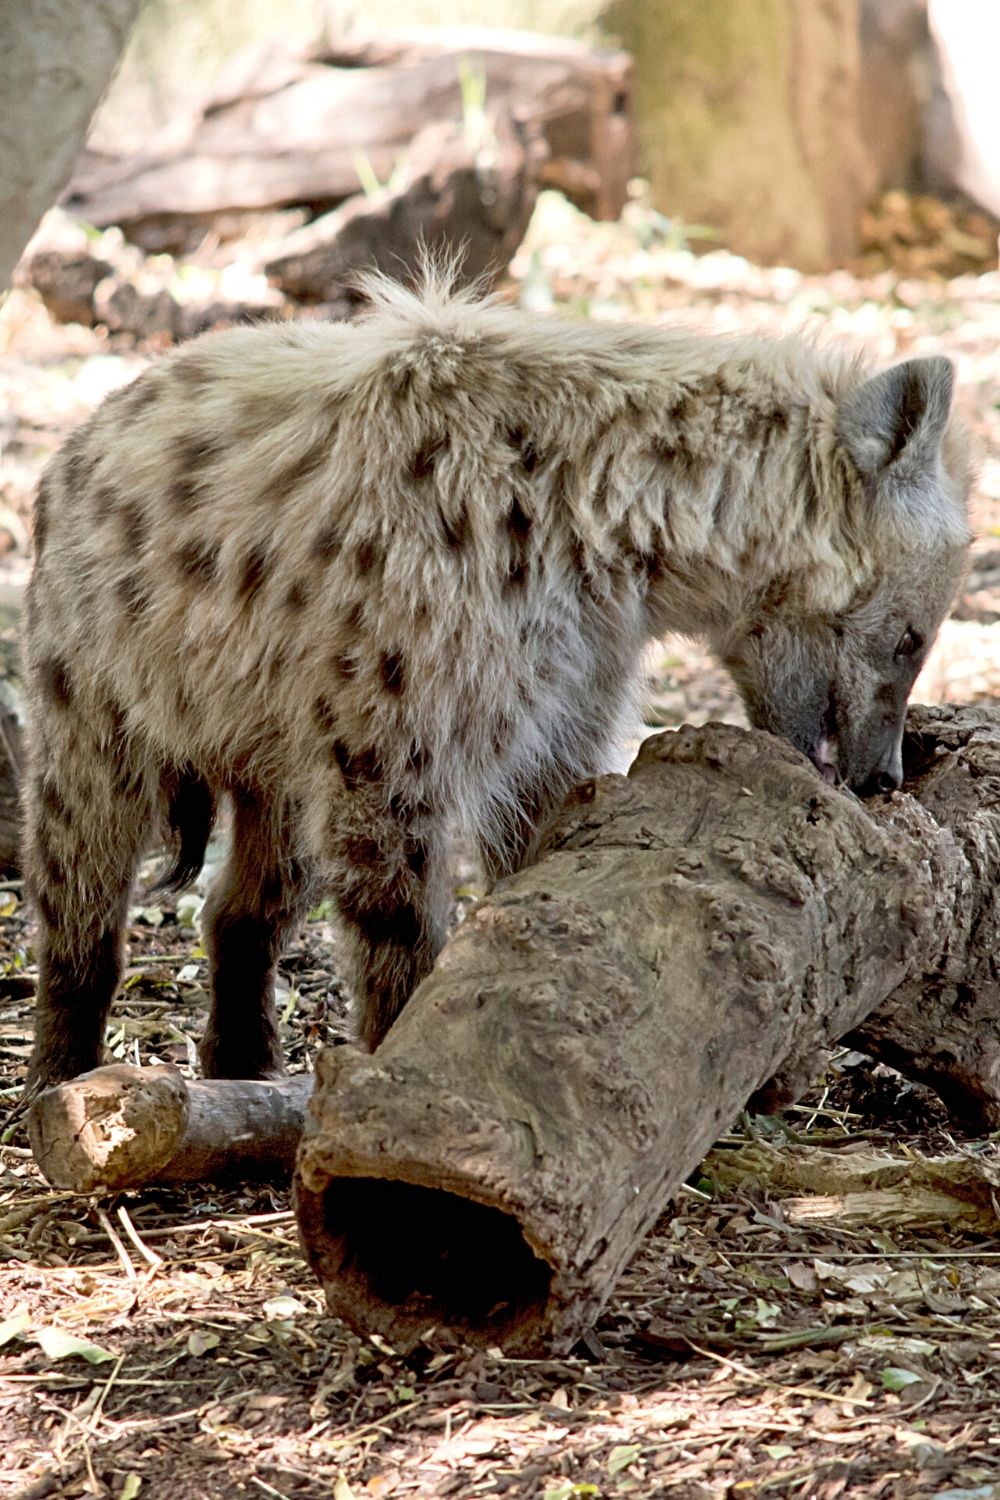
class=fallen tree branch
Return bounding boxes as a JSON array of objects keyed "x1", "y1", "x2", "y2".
[{"x1": 27, "y1": 1064, "x2": 313, "y2": 1192}]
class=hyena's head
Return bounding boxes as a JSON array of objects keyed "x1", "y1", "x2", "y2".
[{"x1": 716, "y1": 355, "x2": 972, "y2": 796}]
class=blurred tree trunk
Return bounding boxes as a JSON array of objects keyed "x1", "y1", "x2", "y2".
[
  {"x1": 0, "y1": 0, "x2": 141, "y2": 288},
  {"x1": 602, "y1": 0, "x2": 875, "y2": 271}
]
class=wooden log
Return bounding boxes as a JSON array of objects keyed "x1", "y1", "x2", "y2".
[
  {"x1": 63, "y1": 29, "x2": 634, "y2": 251},
  {"x1": 294, "y1": 721, "x2": 956, "y2": 1355},
  {"x1": 265, "y1": 109, "x2": 542, "y2": 305},
  {"x1": 27, "y1": 1063, "x2": 313, "y2": 1192},
  {"x1": 847, "y1": 704, "x2": 1000, "y2": 1132}
]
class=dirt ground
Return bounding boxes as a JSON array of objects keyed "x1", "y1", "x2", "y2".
[{"x1": 2, "y1": 194, "x2": 1000, "y2": 1499}]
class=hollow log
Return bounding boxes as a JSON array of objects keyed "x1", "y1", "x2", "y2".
[
  {"x1": 27, "y1": 1064, "x2": 313, "y2": 1192},
  {"x1": 294, "y1": 721, "x2": 961, "y2": 1355}
]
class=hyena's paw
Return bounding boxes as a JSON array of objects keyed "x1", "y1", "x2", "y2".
[
  {"x1": 197, "y1": 1025, "x2": 287, "y2": 1081},
  {"x1": 26, "y1": 1034, "x2": 106, "y2": 1093}
]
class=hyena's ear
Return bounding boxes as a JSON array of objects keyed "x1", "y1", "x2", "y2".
[{"x1": 837, "y1": 356, "x2": 954, "y2": 481}]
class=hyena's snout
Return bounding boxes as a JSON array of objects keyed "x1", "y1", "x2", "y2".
[
  {"x1": 811, "y1": 718, "x2": 905, "y2": 797},
  {"x1": 849, "y1": 722, "x2": 906, "y2": 799}
]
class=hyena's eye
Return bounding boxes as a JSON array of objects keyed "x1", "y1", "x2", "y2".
[{"x1": 894, "y1": 627, "x2": 922, "y2": 660}]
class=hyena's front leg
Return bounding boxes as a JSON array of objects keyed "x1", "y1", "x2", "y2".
[
  {"x1": 477, "y1": 773, "x2": 563, "y2": 885},
  {"x1": 326, "y1": 781, "x2": 449, "y2": 1051},
  {"x1": 26, "y1": 697, "x2": 154, "y2": 1090},
  {"x1": 199, "y1": 786, "x2": 311, "y2": 1080}
]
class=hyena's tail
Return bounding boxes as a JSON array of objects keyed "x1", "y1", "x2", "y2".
[{"x1": 150, "y1": 768, "x2": 216, "y2": 895}]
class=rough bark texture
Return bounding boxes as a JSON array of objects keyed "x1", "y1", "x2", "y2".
[
  {"x1": 27, "y1": 1064, "x2": 314, "y2": 1193},
  {"x1": 64, "y1": 29, "x2": 634, "y2": 252},
  {"x1": 0, "y1": 0, "x2": 141, "y2": 288},
  {"x1": 295, "y1": 722, "x2": 951, "y2": 1355},
  {"x1": 848, "y1": 705, "x2": 1000, "y2": 1132}
]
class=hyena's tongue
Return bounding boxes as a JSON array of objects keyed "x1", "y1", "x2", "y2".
[{"x1": 814, "y1": 735, "x2": 840, "y2": 785}]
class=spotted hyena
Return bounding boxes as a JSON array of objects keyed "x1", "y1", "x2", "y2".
[{"x1": 24, "y1": 277, "x2": 972, "y2": 1088}]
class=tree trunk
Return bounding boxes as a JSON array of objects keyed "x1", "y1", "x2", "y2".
[
  {"x1": 0, "y1": 0, "x2": 141, "y2": 288},
  {"x1": 294, "y1": 721, "x2": 956, "y2": 1355}
]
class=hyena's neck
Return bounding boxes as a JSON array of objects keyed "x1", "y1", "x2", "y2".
[{"x1": 590, "y1": 363, "x2": 829, "y2": 641}]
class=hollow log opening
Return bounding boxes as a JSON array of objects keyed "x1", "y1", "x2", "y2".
[{"x1": 318, "y1": 1178, "x2": 553, "y2": 1343}]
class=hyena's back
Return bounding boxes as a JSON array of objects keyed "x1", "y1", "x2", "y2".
[{"x1": 30, "y1": 299, "x2": 667, "y2": 824}]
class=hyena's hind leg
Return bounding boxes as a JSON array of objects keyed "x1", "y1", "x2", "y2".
[
  {"x1": 25, "y1": 697, "x2": 155, "y2": 1090},
  {"x1": 199, "y1": 786, "x2": 312, "y2": 1079},
  {"x1": 323, "y1": 776, "x2": 450, "y2": 1051}
]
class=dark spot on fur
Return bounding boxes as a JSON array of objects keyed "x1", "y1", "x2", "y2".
[
  {"x1": 405, "y1": 840, "x2": 428, "y2": 877},
  {"x1": 33, "y1": 477, "x2": 51, "y2": 556},
  {"x1": 285, "y1": 578, "x2": 309, "y2": 611},
  {"x1": 37, "y1": 776, "x2": 71, "y2": 826},
  {"x1": 62, "y1": 436, "x2": 97, "y2": 495},
  {"x1": 491, "y1": 711, "x2": 517, "y2": 756},
  {"x1": 175, "y1": 538, "x2": 219, "y2": 584},
  {"x1": 311, "y1": 523, "x2": 341, "y2": 561},
  {"x1": 343, "y1": 833, "x2": 383, "y2": 868},
  {"x1": 508, "y1": 495, "x2": 532, "y2": 543},
  {"x1": 92, "y1": 484, "x2": 122, "y2": 524},
  {"x1": 380, "y1": 652, "x2": 405, "y2": 695},
  {"x1": 313, "y1": 696, "x2": 338, "y2": 736},
  {"x1": 127, "y1": 379, "x2": 160, "y2": 411},
  {"x1": 39, "y1": 657, "x2": 72, "y2": 708},
  {"x1": 170, "y1": 476, "x2": 199, "y2": 513},
  {"x1": 270, "y1": 443, "x2": 329, "y2": 506},
  {"x1": 406, "y1": 741, "x2": 430, "y2": 774},
  {"x1": 409, "y1": 439, "x2": 446, "y2": 482},
  {"x1": 344, "y1": 599, "x2": 365, "y2": 632},
  {"x1": 239, "y1": 545, "x2": 270, "y2": 604},
  {"x1": 334, "y1": 654, "x2": 357, "y2": 680},
  {"x1": 593, "y1": 453, "x2": 614, "y2": 511},
  {"x1": 331, "y1": 740, "x2": 381, "y2": 791},
  {"x1": 118, "y1": 502, "x2": 148, "y2": 554},
  {"x1": 440, "y1": 504, "x2": 468, "y2": 550},
  {"x1": 116, "y1": 574, "x2": 149, "y2": 619},
  {"x1": 508, "y1": 428, "x2": 542, "y2": 474},
  {"x1": 44, "y1": 854, "x2": 66, "y2": 888},
  {"x1": 178, "y1": 434, "x2": 222, "y2": 472},
  {"x1": 507, "y1": 556, "x2": 529, "y2": 590},
  {"x1": 174, "y1": 357, "x2": 211, "y2": 390},
  {"x1": 355, "y1": 537, "x2": 384, "y2": 577}
]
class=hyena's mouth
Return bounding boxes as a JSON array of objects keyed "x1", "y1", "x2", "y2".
[
  {"x1": 809, "y1": 705, "x2": 839, "y2": 792},
  {"x1": 811, "y1": 732, "x2": 840, "y2": 786}
]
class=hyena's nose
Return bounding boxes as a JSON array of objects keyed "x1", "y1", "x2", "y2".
[{"x1": 858, "y1": 742, "x2": 904, "y2": 797}]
